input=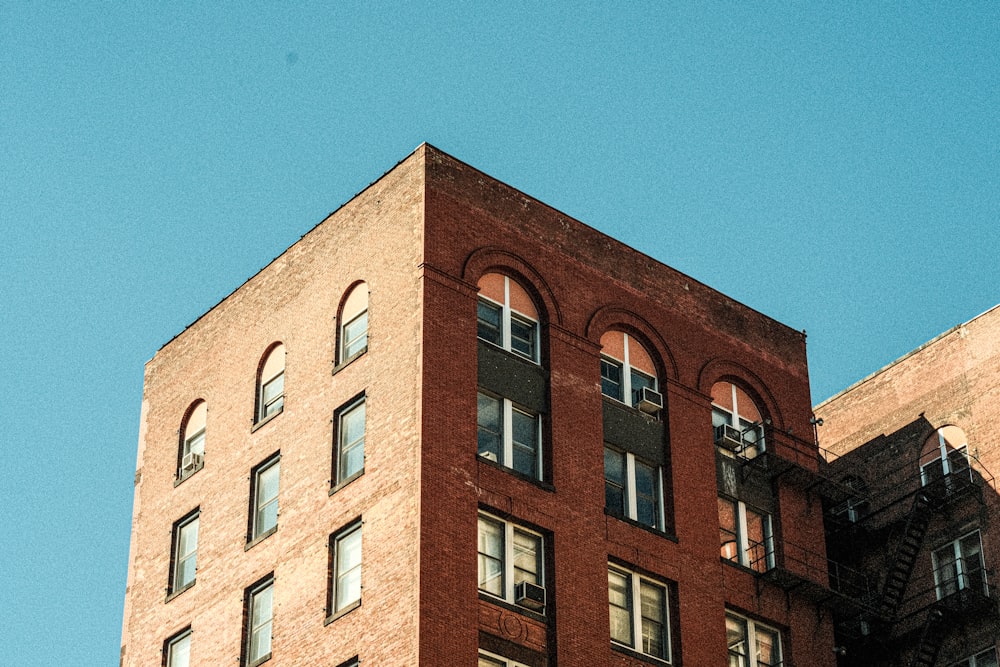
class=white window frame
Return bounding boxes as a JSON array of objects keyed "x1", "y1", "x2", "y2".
[
  {"x1": 727, "y1": 610, "x2": 783, "y2": 667},
  {"x1": 477, "y1": 276, "x2": 539, "y2": 363},
  {"x1": 478, "y1": 650, "x2": 531, "y2": 667},
  {"x1": 335, "y1": 397, "x2": 366, "y2": 485},
  {"x1": 950, "y1": 648, "x2": 998, "y2": 667},
  {"x1": 330, "y1": 521, "x2": 362, "y2": 615},
  {"x1": 719, "y1": 497, "x2": 774, "y2": 573},
  {"x1": 170, "y1": 510, "x2": 199, "y2": 594},
  {"x1": 932, "y1": 530, "x2": 987, "y2": 600},
  {"x1": 608, "y1": 564, "x2": 671, "y2": 662},
  {"x1": 244, "y1": 578, "x2": 274, "y2": 667},
  {"x1": 477, "y1": 392, "x2": 542, "y2": 480},
  {"x1": 339, "y1": 309, "x2": 368, "y2": 363},
  {"x1": 604, "y1": 446, "x2": 664, "y2": 531},
  {"x1": 250, "y1": 457, "x2": 280, "y2": 542},
  {"x1": 921, "y1": 429, "x2": 972, "y2": 487},
  {"x1": 600, "y1": 334, "x2": 657, "y2": 408},
  {"x1": 477, "y1": 512, "x2": 545, "y2": 611},
  {"x1": 165, "y1": 628, "x2": 192, "y2": 667}
]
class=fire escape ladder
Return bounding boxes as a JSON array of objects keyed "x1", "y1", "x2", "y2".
[
  {"x1": 907, "y1": 608, "x2": 946, "y2": 667},
  {"x1": 879, "y1": 492, "x2": 932, "y2": 618}
]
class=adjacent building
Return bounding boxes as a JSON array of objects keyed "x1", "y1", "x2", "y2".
[
  {"x1": 815, "y1": 305, "x2": 1000, "y2": 667},
  {"x1": 121, "y1": 144, "x2": 845, "y2": 666}
]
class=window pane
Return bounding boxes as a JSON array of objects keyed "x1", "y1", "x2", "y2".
[
  {"x1": 604, "y1": 448, "x2": 626, "y2": 516},
  {"x1": 479, "y1": 657, "x2": 505, "y2": 667},
  {"x1": 478, "y1": 518, "x2": 504, "y2": 596},
  {"x1": 975, "y1": 649, "x2": 998, "y2": 667},
  {"x1": 745, "y1": 508, "x2": 771, "y2": 572},
  {"x1": 184, "y1": 430, "x2": 205, "y2": 457},
  {"x1": 630, "y1": 369, "x2": 655, "y2": 407},
  {"x1": 254, "y1": 462, "x2": 279, "y2": 537},
  {"x1": 511, "y1": 409, "x2": 539, "y2": 477},
  {"x1": 608, "y1": 569, "x2": 632, "y2": 646},
  {"x1": 640, "y1": 581, "x2": 667, "y2": 658},
  {"x1": 477, "y1": 393, "x2": 502, "y2": 462},
  {"x1": 727, "y1": 614, "x2": 748, "y2": 667},
  {"x1": 755, "y1": 626, "x2": 781, "y2": 667},
  {"x1": 167, "y1": 632, "x2": 191, "y2": 667},
  {"x1": 261, "y1": 373, "x2": 284, "y2": 417},
  {"x1": 510, "y1": 314, "x2": 536, "y2": 360},
  {"x1": 338, "y1": 402, "x2": 365, "y2": 482},
  {"x1": 719, "y1": 498, "x2": 739, "y2": 563},
  {"x1": 513, "y1": 530, "x2": 541, "y2": 585},
  {"x1": 342, "y1": 310, "x2": 368, "y2": 359},
  {"x1": 477, "y1": 300, "x2": 502, "y2": 346},
  {"x1": 934, "y1": 542, "x2": 960, "y2": 597},
  {"x1": 249, "y1": 584, "x2": 273, "y2": 663},
  {"x1": 634, "y1": 460, "x2": 660, "y2": 529},
  {"x1": 601, "y1": 358, "x2": 623, "y2": 401},
  {"x1": 960, "y1": 533, "x2": 986, "y2": 594},
  {"x1": 335, "y1": 526, "x2": 362, "y2": 610},
  {"x1": 174, "y1": 517, "x2": 199, "y2": 590}
]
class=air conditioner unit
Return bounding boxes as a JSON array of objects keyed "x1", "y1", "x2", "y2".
[
  {"x1": 479, "y1": 450, "x2": 498, "y2": 462},
  {"x1": 514, "y1": 581, "x2": 546, "y2": 612},
  {"x1": 714, "y1": 424, "x2": 744, "y2": 452},
  {"x1": 637, "y1": 387, "x2": 663, "y2": 415},
  {"x1": 181, "y1": 452, "x2": 203, "y2": 473}
]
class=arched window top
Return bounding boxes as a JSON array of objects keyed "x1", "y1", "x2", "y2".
[
  {"x1": 920, "y1": 425, "x2": 968, "y2": 466},
  {"x1": 477, "y1": 273, "x2": 539, "y2": 362},
  {"x1": 711, "y1": 381, "x2": 765, "y2": 458},
  {"x1": 920, "y1": 425, "x2": 971, "y2": 488},
  {"x1": 339, "y1": 282, "x2": 369, "y2": 363},
  {"x1": 600, "y1": 330, "x2": 660, "y2": 412},
  {"x1": 256, "y1": 344, "x2": 285, "y2": 423},
  {"x1": 178, "y1": 400, "x2": 206, "y2": 479},
  {"x1": 183, "y1": 401, "x2": 207, "y2": 441}
]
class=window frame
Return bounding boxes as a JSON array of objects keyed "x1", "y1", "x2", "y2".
[
  {"x1": 254, "y1": 345, "x2": 285, "y2": 425},
  {"x1": 600, "y1": 333, "x2": 658, "y2": 409},
  {"x1": 726, "y1": 610, "x2": 783, "y2": 667},
  {"x1": 932, "y1": 529, "x2": 987, "y2": 600},
  {"x1": 248, "y1": 454, "x2": 280, "y2": 545},
  {"x1": 176, "y1": 401, "x2": 207, "y2": 482},
  {"x1": 477, "y1": 512, "x2": 545, "y2": 613},
  {"x1": 719, "y1": 497, "x2": 774, "y2": 573},
  {"x1": 604, "y1": 446, "x2": 665, "y2": 531},
  {"x1": 163, "y1": 627, "x2": 192, "y2": 667},
  {"x1": 479, "y1": 650, "x2": 532, "y2": 667},
  {"x1": 327, "y1": 520, "x2": 363, "y2": 620},
  {"x1": 920, "y1": 427, "x2": 972, "y2": 489},
  {"x1": 332, "y1": 395, "x2": 366, "y2": 489},
  {"x1": 477, "y1": 391, "x2": 542, "y2": 480},
  {"x1": 168, "y1": 508, "x2": 200, "y2": 598},
  {"x1": 476, "y1": 275, "x2": 540, "y2": 364},
  {"x1": 608, "y1": 564, "x2": 671, "y2": 663},
  {"x1": 243, "y1": 576, "x2": 274, "y2": 667},
  {"x1": 712, "y1": 382, "x2": 766, "y2": 459},
  {"x1": 337, "y1": 282, "x2": 369, "y2": 366}
]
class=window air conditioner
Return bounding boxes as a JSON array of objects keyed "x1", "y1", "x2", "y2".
[
  {"x1": 514, "y1": 581, "x2": 546, "y2": 612},
  {"x1": 480, "y1": 451, "x2": 498, "y2": 462},
  {"x1": 637, "y1": 387, "x2": 663, "y2": 415},
  {"x1": 181, "y1": 452, "x2": 203, "y2": 473},
  {"x1": 714, "y1": 424, "x2": 744, "y2": 452}
]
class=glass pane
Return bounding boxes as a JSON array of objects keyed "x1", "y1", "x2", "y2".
[
  {"x1": 478, "y1": 518, "x2": 504, "y2": 596},
  {"x1": 719, "y1": 498, "x2": 739, "y2": 563},
  {"x1": 755, "y1": 626, "x2": 781, "y2": 667},
  {"x1": 513, "y1": 530, "x2": 540, "y2": 585},
  {"x1": 342, "y1": 310, "x2": 368, "y2": 358},
  {"x1": 339, "y1": 403, "x2": 366, "y2": 481},
  {"x1": 601, "y1": 358, "x2": 623, "y2": 401},
  {"x1": 249, "y1": 585, "x2": 273, "y2": 661},
  {"x1": 479, "y1": 657, "x2": 505, "y2": 667},
  {"x1": 630, "y1": 369, "x2": 655, "y2": 407},
  {"x1": 167, "y1": 633, "x2": 190, "y2": 667},
  {"x1": 261, "y1": 373, "x2": 284, "y2": 417},
  {"x1": 604, "y1": 448, "x2": 626, "y2": 516},
  {"x1": 336, "y1": 564, "x2": 361, "y2": 610},
  {"x1": 960, "y1": 533, "x2": 986, "y2": 593},
  {"x1": 608, "y1": 569, "x2": 632, "y2": 645},
  {"x1": 255, "y1": 463, "x2": 279, "y2": 536},
  {"x1": 510, "y1": 314, "x2": 536, "y2": 360},
  {"x1": 511, "y1": 409, "x2": 538, "y2": 477},
  {"x1": 640, "y1": 581, "x2": 666, "y2": 657},
  {"x1": 338, "y1": 528, "x2": 362, "y2": 573},
  {"x1": 634, "y1": 461, "x2": 660, "y2": 529},
  {"x1": 744, "y1": 508, "x2": 771, "y2": 571},
  {"x1": 727, "y1": 614, "x2": 748, "y2": 667},
  {"x1": 976, "y1": 649, "x2": 998, "y2": 667},
  {"x1": 477, "y1": 301, "x2": 502, "y2": 345},
  {"x1": 477, "y1": 394, "x2": 502, "y2": 462},
  {"x1": 184, "y1": 430, "x2": 205, "y2": 457},
  {"x1": 934, "y1": 543, "x2": 960, "y2": 597}
]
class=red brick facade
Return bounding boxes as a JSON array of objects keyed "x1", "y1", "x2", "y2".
[{"x1": 122, "y1": 145, "x2": 838, "y2": 666}]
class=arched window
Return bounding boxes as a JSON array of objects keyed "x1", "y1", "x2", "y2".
[
  {"x1": 711, "y1": 381, "x2": 765, "y2": 458},
  {"x1": 256, "y1": 344, "x2": 285, "y2": 423},
  {"x1": 477, "y1": 273, "x2": 539, "y2": 363},
  {"x1": 920, "y1": 426, "x2": 971, "y2": 490},
  {"x1": 600, "y1": 331, "x2": 660, "y2": 413},
  {"x1": 178, "y1": 400, "x2": 206, "y2": 479},
  {"x1": 338, "y1": 283, "x2": 368, "y2": 363}
]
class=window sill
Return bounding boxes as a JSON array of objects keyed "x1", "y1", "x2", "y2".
[
  {"x1": 173, "y1": 463, "x2": 204, "y2": 487},
  {"x1": 611, "y1": 642, "x2": 671, "y2": 666},
  {"x1": 602, "y1": 395, "x2": 661, "y2": 422},
  {"x1": 604, "y1": 510, "x2": 677, "y2": 542},
  {"x1": 164, "y1": 580, "x2": 195, "y2": 603},
  {"x1": 329, "y1": 469, "x2": 364, "y2": 496},
  {"x1": 720, "y1": 556, "x2": 772, "y2": 576},
  {"x1": 324, "y1": 599, "x2": 361, "y2": 625},
  {"x1": 477, "y1": 456, "x2": 554, "y2": 492},
  {"x1": 478, "y1": 591, "x2": 547, "y2": 624},
  {"x1": 251, "y1": 406, "x2": 283, "y2": 433},
  {"x1": 477, "y1": 337, "x2": 541, "y2": 367},
  {"x1": 332, "y1": 346, "x2": 367, "y2": 375},
  {"x1": 245, "y1": 526, "x2": 278, "y2": 551}
]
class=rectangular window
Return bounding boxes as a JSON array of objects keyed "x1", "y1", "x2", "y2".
[
  {"x1": 727, "y1": 611, "x2": 782, "y2": 667},
  {"x1": 608, "y1": 564, "x2": 670, "y2": 662},
  {"x1": 169, "y1": 510, "x2": 199, "y2": 594},
  {"x1": 933, "y1": 530, "x2": 987, "y2": 599},
  {"x1": 604, "y1": 447, "x2": 663, "y2": 530},
  {"x1": 509, "y1": 313, "x2": 537, "y2": 360},
  {"x1": 260, "y1": 373, "x2": 284, "y2": 420},
  {"x1": 250, "y1": 456, "x2": 280, "y2": 542},
  {"x1": 183, "y1": 428, "x2": 205, "y2": 460},
  {"x1": 601, "y1": 357, "x2": 624, "y2": 402},
  {"x1": 719, "y1": 497, "x2": 773, "y2": 573},
  {"x1": 329, "y1": 522, "x2": 363, "y2": 616},
  {"x1": 341, "y1": 310, "x2": 368, "y2": 360},
  {"x1": 477, "y1": 300, "x2": 503, "y2": 347},
  {"x1": 334, "y1": 398, "x2": 366, "y2": 485},
  {"x1": 244, "y1": 577, "x2": 274, "y2": 667},
  {"x1": 164, "y1": 628, "x2": 191, "y2": 667},
  {"x1": 477, "y1": 392, "x2": 541, "y2": 479},
  {"x1": 477, "y1": 512, "x2": 544, "y2": 612}
]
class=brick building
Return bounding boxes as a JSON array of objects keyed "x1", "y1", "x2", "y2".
[
  {"x1": 121, "y1": 145, "x2": 844, "y2": 666},
  {"x1": 815, "y1": 305, "x2": 1000, "y2": 667}
]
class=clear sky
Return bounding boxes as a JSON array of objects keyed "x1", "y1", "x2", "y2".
[{"x1": 3, "y1": 3, "x2": 998, "y2": 664}]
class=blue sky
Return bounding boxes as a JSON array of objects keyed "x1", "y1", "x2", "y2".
[{"x1": 3, "y1": 3, "x2": 998, "y2": 664}]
